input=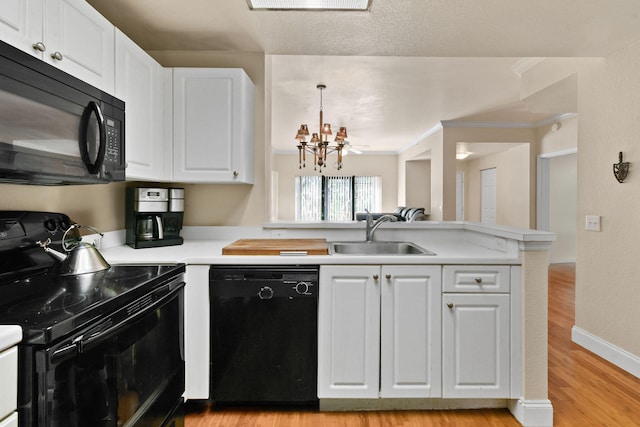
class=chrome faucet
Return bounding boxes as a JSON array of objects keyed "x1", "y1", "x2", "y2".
[{"x1": 365, "y1": 209, "x2": 397, "y2": 242}]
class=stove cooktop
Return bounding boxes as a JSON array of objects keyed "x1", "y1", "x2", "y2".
[{"x1": 0, "y1": 264, "x2": 185, "y2": 345}]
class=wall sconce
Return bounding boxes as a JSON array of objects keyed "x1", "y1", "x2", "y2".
[{"x1": 613, "y1": 151, "x2": 630, "y2": 183}]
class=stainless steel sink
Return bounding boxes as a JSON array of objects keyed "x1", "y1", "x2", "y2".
[{"x1": 329, "y1": 241, "x2": 436, "y2": 256}]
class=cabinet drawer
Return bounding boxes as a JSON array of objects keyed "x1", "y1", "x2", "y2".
[
  {"x1": 0, "y1": 347, "x2": 17, "y2": 420},
  {"x1": 443, "y1": 266, "x2": 510, "y2": 293}
]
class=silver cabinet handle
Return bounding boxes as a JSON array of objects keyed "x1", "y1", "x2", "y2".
[
  {"x1": 385, "y1": 274, "x2": 391, "y2": 279},
  {"x1": 32, "y1": 42, "x2": 46, "y2": 52},
  {"x1": 233, "y1": 170, "x2": 239, "y2": 177},
  {"x1": 373, "y1": 274, "x2": 379, "y2": 280},
  {"x1": 51, "y1": 51, "x2": 63, "y2": 61},
  {"x1": 474, "y1": 277, "x2": 483, "y2": 284},
  {"x1": 447, "y1": 302, "x2": 454, "y2": 309}
]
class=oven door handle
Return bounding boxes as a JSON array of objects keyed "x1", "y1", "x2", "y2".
[{"x1": 50, "y1": 282, "x2": 184, "y2": 365}]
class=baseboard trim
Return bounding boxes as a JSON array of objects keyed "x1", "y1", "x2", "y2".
[
  {"x1": 508, "y1": 399, "x2": 553, "y2": 427},
  {"x1": 571, "y1": 326, "x2": 640, "y2": 379}
]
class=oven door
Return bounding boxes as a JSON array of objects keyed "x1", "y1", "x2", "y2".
[{"x1": 34, "y1": 283, "x2": 184, "y2": 427}]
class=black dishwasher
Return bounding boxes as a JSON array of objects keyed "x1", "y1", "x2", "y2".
[{"x1": 209, "y1": 265, "x2": 319, "y2": 407}]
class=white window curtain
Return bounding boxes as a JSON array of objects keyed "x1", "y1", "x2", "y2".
[
  {"x1": 295, "y1": 175, "x2": 322, "y2": 221},
  {"x1": 325, "y1": 176, "x2": 353, "y2": 222},
  {"x1": 295, "y1": 175, "x2": 382, "y2": 222},
  {"x1": 354, "y1": 176, "x2": 382, "y2": 214}
]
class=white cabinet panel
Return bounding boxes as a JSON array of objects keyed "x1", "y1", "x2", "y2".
[
  {"x1": 172, "y1": 68, "x2": 254, "y2": 183},
  {"x1": 184, "y1": 265, "x2": 210, "y2": 400},
  {"x1": 0, "y1": 0, "x2": 43, "y2": 56},
  {"x1": 380, "y1": 265, "x2": 441, "y2": 397},
  {"x1": 115, "y1": 29, "x2": 163, "y2": 181},
  {"x1": 442, "y1": 293, "x2": 510, "y2": 398},
  {"x1": 443, "y1": 265, "x2": 510, "y2": 293},
  {"x1": 0, "y1": 0, "x2": 114, "y2": 93},
  {"x1": 0, "y1": 413, "x2": 18, "y2": 427},
  {"x1": 319, "y1": 265, "x2": 442, "y2": 400},
  {"x1": 0, "y1": 347, "x2": 17, "y2": 421},
  {"x1": 318, "y1": 265, "x2": 380, "y2": 398}
]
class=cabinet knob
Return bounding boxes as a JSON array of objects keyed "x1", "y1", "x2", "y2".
[
  {"x1": 447, "y1": 302, "x2": 454, "y2": 309},
  {"x1": 373, "y1": 274, "x2": 379, "y2": 280},
  {"x1": 474, "y1": 277, "x2": 483, "y2": 284},
  {"x1": 385, "y1": 274, "x2": 391, "y2": 279},
  {"x1": 233, "y1": 170, "x2": 239, "y2": 177},
  {"x1": 51, "y1": 51, "x2": 63, "y2": 61},
  {"x1": 32, "y1": 42, "x2": 46, "y2": 52}
]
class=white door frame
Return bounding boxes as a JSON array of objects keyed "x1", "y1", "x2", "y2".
[
  {"x1": 481, "y1": 168, "x2": 497, "y2": 225},
  {"x1": 536, "y1": 148, "x2": 577, "y2": 231}
]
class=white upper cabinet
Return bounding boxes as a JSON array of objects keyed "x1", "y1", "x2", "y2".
[
  {"x1": 0, "y1": 0, "x2": 115, "y2": 94},
  {"x1": 170, "y1": 68, "x2": 255, "y2": 184},
  {"x1": 115, "y1": 29, "x2": 163, "y2": 181}
]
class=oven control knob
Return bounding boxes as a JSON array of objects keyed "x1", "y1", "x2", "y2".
[
  {"x1": 294, "y1": 281, "x2": 312, "y2": 295},
  {"x1": 43, "y1": 219, "x2": 57, "y2": 232},
  {"x1": 258, "y1": 286, "x2": 273, "y2": 300}
]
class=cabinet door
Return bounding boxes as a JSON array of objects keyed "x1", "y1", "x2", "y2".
[
  {"x1": 0, "y1": 347, "x2": 17, "y2": 420},
  {"x1": 115, "y1": 29, "x2": 164, "y2": 181},
  {"x1": 172, "y1": 68, "x2": 254, "y2": 183},
  {"x1": 44, "y1": 0, "x2": 115, "y2": 93},
  {"x1": 0, "y1": 0, "x2": 43, "y2": 57},
  {"x1": 318, "y1": 265, "x2": 380, "y2": 398},
  {"x1": 380, "y1": 265, "x2": 441, "y2": 398},
  {"x1": 442, "y1": 293, "x2": 510, "y2": 398}
]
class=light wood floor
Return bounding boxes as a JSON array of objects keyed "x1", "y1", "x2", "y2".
[{"x1": 185, "y1": 264, "x2": 640, "y2": 426}]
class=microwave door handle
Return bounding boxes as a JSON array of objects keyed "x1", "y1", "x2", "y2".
[
  {"x1": 155, "y1": 215, "x2": 164, "y2": 239},
  {"x1": 79, "y1": 101, "x2": 107, "y2": 175}
]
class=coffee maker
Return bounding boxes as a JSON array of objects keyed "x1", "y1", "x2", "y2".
[{"x1": 126, "y1": 187, "x2": 184, "y2": 249}]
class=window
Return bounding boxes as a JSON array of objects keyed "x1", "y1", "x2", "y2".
[{"x1": 295, "y1": 176, "x2": 382, "y2": 221}]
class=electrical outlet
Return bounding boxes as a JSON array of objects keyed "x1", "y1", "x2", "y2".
[{"x1": 585, "y1": 215, "x2": 601, "y2": 232}]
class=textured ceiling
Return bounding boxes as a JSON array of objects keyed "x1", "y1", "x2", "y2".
[{"x1": 88, "y1": 0, "x2": 640, "y2": 153}]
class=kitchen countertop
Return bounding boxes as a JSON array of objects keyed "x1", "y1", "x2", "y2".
[
  {"x1": 99, "y1": 222, "x2": 555, "y2": 266},
  {"x1": 0, "y1": 325, "x2": 22, "y2": 352}
]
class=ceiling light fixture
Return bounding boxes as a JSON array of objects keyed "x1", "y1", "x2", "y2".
[
  {"x1": 456, "y1": 151, "x2": 472, "y2": 160},
  {"x1": 246, "y1": 0, "x2": 371, "y2": 11},
  {"x1": 296, "y1": 84, "x2": 347, "y2": 172}
]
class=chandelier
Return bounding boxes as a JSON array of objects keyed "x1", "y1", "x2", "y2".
[{"x1": 295, "y1": 84, "x2": 347, "y2": 172}]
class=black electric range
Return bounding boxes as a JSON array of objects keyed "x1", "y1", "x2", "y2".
[{"x1": 0, "y1": 211, "x2": 186, "y2": 427}]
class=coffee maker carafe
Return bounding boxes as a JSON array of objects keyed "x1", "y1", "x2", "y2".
[{"x1": 126, "y1": 187, "x2": 184, "y2": 249}]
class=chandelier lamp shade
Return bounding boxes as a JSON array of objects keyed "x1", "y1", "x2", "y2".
[{"x1": 296, "y1": 84, "x2": 347, "y2": 172}]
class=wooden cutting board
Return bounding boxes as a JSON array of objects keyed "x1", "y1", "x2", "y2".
[{"x1": 222, "y1": 238, "x2": 329, "y2": 255}]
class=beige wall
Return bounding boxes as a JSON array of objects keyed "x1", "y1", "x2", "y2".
[
  {"x1": 460, "y1": 144, "x2": 530, "y2": 228},
  {"x1": 405, "y1": 159, "x2": 431, "y2": 210},
  {"x1": 444, "y1": 127, "x2": 537, "y2": 228},
  {"x1": 272, "y1": 153, "x2": 399, "y2": 221},
  {"x1": 571, "y1": 40, "x2": 640, "y2": 357},
  {"x1": 0, "y1": 182, "x2": 126, "y2": 230},
  {"x1": 399, "y1": 127, "x2": 447, "y2": 220}
]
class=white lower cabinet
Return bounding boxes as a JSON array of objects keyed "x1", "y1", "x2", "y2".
[
  {"x1": 318, "y1": 265, "x2": 441, "y2": 399},
  {"x1": 442, "y1": 266, "x2": 511, "y2": 398},
  {"x1": 0, "y1": 346, "x2": 18, "y2": 426}
]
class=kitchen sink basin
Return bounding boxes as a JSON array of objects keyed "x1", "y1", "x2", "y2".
[{"x1": 329, "y1": 241, "x2": 436, "y2": 256}]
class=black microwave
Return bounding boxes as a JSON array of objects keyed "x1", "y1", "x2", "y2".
[{"x1": 0, "y1": 40, "x2": 125, "y2": 185}]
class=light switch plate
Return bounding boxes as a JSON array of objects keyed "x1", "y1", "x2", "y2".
[{"x1": 585, "y1": 215, "x2": 601, "y2": 232}]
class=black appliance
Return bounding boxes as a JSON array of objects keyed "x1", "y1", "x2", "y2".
[
  {"x1": 126, "y1": 187, "x2": 184, "y2": 249},
  {"x1": 209, "y1": 265, "x2": 319, "y2": 407},
  {"x1": 0, "y1": 211, "x2": 185, "y2": 427},
  {"x1": 0, "y1": 41, "x2": 125, "y2": 185}
]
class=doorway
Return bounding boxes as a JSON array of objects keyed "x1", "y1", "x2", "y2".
[{"x1": 481, "y1": 168, "x2": 497, "y2": 225}]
